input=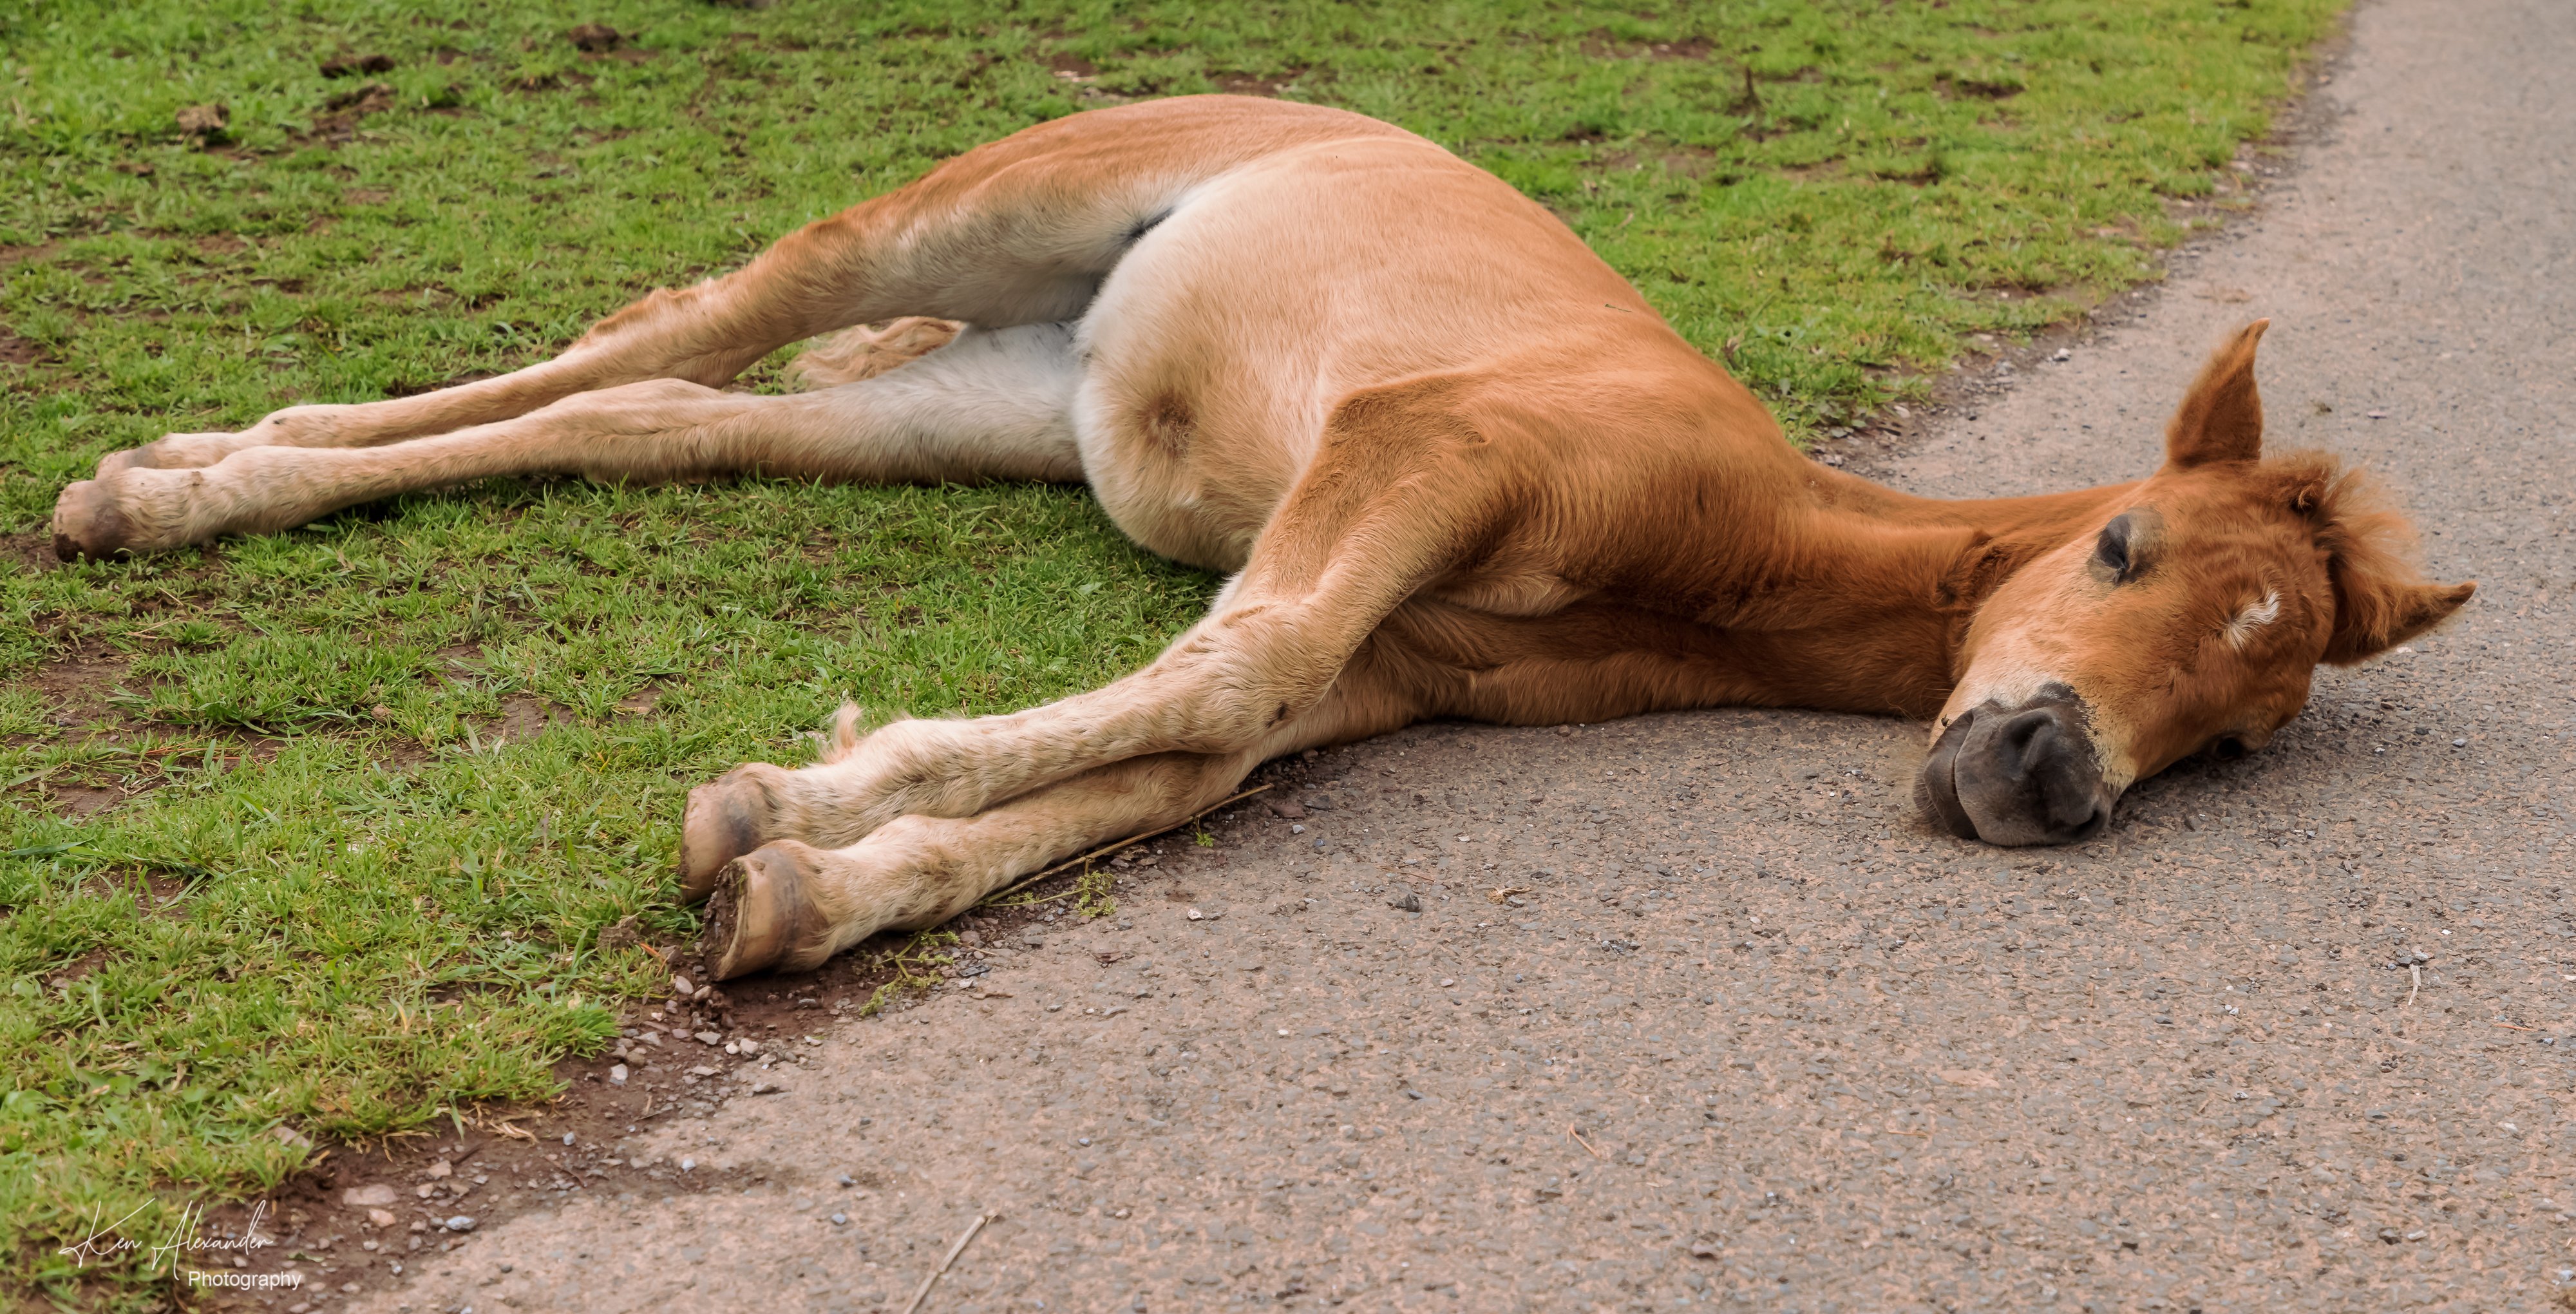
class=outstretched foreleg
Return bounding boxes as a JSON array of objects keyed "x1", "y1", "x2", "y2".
[{"x1": 699, "y1": 651, "x2": 1423, "y2": 978}]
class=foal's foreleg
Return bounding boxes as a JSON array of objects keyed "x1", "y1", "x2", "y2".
[
  {"x1": 703, "y1": 748, "x2": 1261, "y2": 978},
  {"x1": 699, "y1": 654, "x2": 1424, "y2": 977}
]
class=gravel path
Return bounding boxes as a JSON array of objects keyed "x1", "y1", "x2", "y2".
[{"x1": 332, "y1": 3, "x2": 2575, "y2": 1309}]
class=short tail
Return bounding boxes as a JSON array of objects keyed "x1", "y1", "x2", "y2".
[
  {"x1": 787, "y1": 318, "x2": 962, "y2": 391},
  {"x1": 821, "y1": 703, "x2": 867, "y2": 763}
]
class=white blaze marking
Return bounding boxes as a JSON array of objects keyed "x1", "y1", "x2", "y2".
[{"x1": 2226, "y1": 591, "x2": 2282, "y2": 649}]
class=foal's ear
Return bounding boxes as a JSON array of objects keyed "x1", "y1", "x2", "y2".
[
  {"x1": 2297, "y1": 460, "x2": 2477, "y2": 663},
  {"x1": 2163, "y1": 319, "x2": 2269, "y2": 469},
  {"x1": 2324, "y1": 573, "x2": 2476, "y2": 665}
]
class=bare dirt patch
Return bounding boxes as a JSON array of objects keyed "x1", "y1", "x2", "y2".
[
  {"x1": 40, "y1": 945, "x2": 111, "y2": 990},
  {"x1": 77, "y1": 867, "x2": 204, "y2": 917},
  {"x1": 495, "y1": 696, "x2": 574, "y2": 743},
  {"x1": 42, "y1": 783, "x2": 129, "y2": 817},
  {"x1": 383, "y1": 368, "x2": 500, "y2": 397},
  {"x1": 306, "y1": 81, "x2": 399, "y2": 143},
  {"x1": 196, "y1": 1087, "x2": 775, "y2": 1313},
  {"x1": 2, "y1": 529, "x2": 57, "y2": 572},
  {"x1": 612, "y1": 683, "x2": 663, "y2": 718},
  {"x1": 1582, "y1": 32, "x2": 1718, "y2": 61},
  {"x1": 1214, "y1": 70, "x2": 1302, "y2": 97},
  {"x1": 319, "y1": 52, "x2": 395, "y2": 79},
  {"x1": 24, "y1": 642, "x2": 139, "y2": 737},
  {"x1": 0, "y1": 325, "x2": 50, "y2": 365}
]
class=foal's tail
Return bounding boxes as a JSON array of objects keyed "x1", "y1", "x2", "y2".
[
  {"x1": 784, "y1": 317, "x2": 963, "y2": 391},
  {"x1": 822, "y1": 704, "x2": 866, "y2": 764}
]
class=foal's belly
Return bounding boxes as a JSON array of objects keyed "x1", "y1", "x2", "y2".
[{"x1": 1063, "y1": 132, "x2": 1639, "y2": 573}]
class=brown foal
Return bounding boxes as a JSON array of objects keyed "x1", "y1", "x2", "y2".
[{"x1": 48, "y1": 97, "x2": 2472, "y2": 978}]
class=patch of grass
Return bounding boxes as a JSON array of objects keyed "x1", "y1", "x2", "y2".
[{"x1": 0, "y1": 0, "x2": 2338, "y2": 1299}]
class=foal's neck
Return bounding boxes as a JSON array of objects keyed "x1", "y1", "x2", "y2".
[{"x1": 1681, "y1": 459, "x2": 2134, "y2": 719}]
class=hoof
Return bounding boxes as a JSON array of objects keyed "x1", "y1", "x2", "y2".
[
  {"x1": 702, "y1": 844, "x2": 836, "y2": 980},
  {"x1": 678, "y1": 767, "x2": 780, "y2": 904},
  {"x1": 50, "y1": 479, "x2": 131, "y2": 562},
  {"x1": 94, "y1": 442, "x2": 166, "y2": 479}
]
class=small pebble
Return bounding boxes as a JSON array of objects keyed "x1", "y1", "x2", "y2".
[{"x1": 444, "y1": 1215, "x2": 477, "y2": 1232}]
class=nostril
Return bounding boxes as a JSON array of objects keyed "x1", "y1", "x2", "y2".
[
  {"x1": 1998, "y1": 708, "x2": 2068, "y2": 781},
  {"x1": 2058, "y1": 805, "x2": 2107, "y2": 841}
]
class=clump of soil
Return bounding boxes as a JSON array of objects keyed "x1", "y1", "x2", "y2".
[
  {"x1": 319, "y1": 53, "x2": 395, "y2": 78},
  {"x1": 175, "y1": 104, "x2": 228, "y2": 144}
]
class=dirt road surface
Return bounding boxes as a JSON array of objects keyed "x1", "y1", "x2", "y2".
[{"x1": 304, "y1": 1, "x2": 2572, "y2": 1309}]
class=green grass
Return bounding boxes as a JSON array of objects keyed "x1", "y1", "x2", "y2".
[{"x1": 0, "y1": 0, "x2": 2338, "y2": 1299}]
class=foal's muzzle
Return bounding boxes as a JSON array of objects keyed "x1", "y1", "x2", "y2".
[{"x1": 1917, "y1": 685, "x2": 2116, "y2": 846}]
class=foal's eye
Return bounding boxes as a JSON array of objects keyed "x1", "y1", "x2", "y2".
[
  {"x1": 2092, "y1": 517, "x2": 2134, "y2": 584},
  {"x1": 2211, "y1": 736, "x2": 2249, "y2": 761}
]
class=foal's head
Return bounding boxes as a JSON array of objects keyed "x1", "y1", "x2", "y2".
[{"x1": 1919, "y1": 321, "x2": 2474, "y2": 846}]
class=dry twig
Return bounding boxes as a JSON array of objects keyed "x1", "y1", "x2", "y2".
[
  {"x1": 1567, "y1": 1126, "x2": 1605, "y2": 1160},
  {"x1": 900, "y1": 1213, "x2": 994, "y2": 1314}
]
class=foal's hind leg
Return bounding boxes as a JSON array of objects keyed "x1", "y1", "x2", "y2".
[
  {"x1": 68, "y1": 98, "x2": 1398, "y2": 513},
  {"x1": 52, "y1": 325, "x2": 1084, "y2": 556}
]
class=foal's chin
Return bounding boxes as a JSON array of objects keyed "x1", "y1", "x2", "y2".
[{"x1": 1917, "y1": 684, "x2": 2121, "y2": 846}]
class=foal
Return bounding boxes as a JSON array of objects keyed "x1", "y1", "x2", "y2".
[{"x1": 50, "y1": 97, "x2": 2470, "y2": 979}]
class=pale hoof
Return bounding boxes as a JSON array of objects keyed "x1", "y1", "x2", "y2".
[
  {"x1": 678, "y1": 766, "x2": 782, "y2": 903},
  {"x1": 50, "y1": 479, "x2": 133, "y2": 562},
  {"x1": 702, "y1": 843, "x2": 835, "y2": 980},
  {"x1": 94, "y1": 442, "x2": 168, "y2": 479}
]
